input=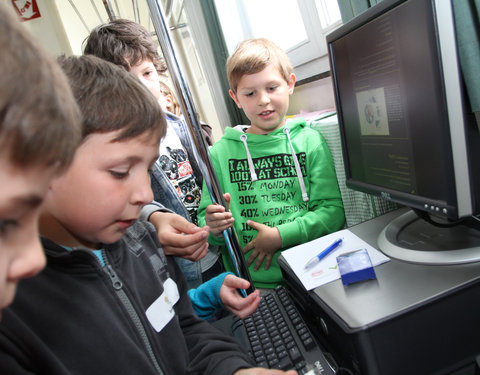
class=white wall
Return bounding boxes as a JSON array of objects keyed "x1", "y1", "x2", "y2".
[{"x1": 4, "y1": 0, "x2": 72, "y2": 57}]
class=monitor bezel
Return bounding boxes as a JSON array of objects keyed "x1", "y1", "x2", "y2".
[{"x1": 327, "y1": 0, "x2": 474, "y2": 221}]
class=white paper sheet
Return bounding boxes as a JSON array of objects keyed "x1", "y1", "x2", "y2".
[{"x1": 281, "y1": 229, "x2": 390, "y2": 290}]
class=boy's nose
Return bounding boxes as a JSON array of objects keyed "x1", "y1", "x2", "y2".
[
  {"x1": 258, "y1": 91, "x2": 271, "y2": 106},
  {"x1": 131, "y1": 172, "x2": 154, "y2": 206},
  {"x1": 9, "y1": 231, "x2": 46, "y2": 282}
]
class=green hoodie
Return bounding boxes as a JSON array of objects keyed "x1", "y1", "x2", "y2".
[{"x1": 198, "y1": 118, "x2": 345, "y2": 288}]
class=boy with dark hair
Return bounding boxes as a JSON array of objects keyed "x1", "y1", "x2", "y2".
[
  {"x1": 198, "y1": 38, "x2": 345, "y2": 289},
  {"x1": 0, "y1": 3, "x2": 81, "y2": 314},
  {"x1": 84, "y1": 19, "x2": 223, "y2": 287},
  {"x1": 85, "y1": 19, "x2": 212, "y2": 287},
  {"x1": 84, "y1": 18, "x2": 167, "y2": 75},
  {"x1": 0, "y1": 54, "x2": 294, "y2": 375}
]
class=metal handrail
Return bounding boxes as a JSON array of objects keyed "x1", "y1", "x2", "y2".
[{"x1": 145, "y1": 0, "x2": 255, "y2": 294}]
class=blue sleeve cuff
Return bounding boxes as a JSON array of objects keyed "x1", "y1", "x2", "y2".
[{"x1": 187, "y1": 272, "x2": 233, "y2": 320}]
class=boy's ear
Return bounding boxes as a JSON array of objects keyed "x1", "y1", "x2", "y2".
[
  {"x1": 288, "y1": 73, "x2": 296, "y2": 95},
  {"x1": 229, "y1": 89, "x2": 242, "y2": 108},
  {"x1": 165, "y1": 94, "x2": 174, "y2": 110}
]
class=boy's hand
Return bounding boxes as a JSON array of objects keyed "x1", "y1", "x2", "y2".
[
  {"x1": 235, "y1": 369, "x2": 297, "y2": 375},
  {"x1": 243, "y1": 221, "x2": 282, "y2": 271},
  {"x1": 149, "y1": 212, "x2": 209, "y2": 261},
  {"x1": 205, "y1": 193, "x2": 234, "y2": 237},
  {"x1": 219, "y1": 274, "x2": 260, "y2": 319}
]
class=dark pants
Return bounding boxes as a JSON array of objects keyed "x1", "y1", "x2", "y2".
[{"x1": 201, "y1": 257, "x2": 225, "y2": 283}]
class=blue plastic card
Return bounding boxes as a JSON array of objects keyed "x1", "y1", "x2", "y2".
[{"x1": 337, "y1": 248, "x2": 376, "y2": 286}]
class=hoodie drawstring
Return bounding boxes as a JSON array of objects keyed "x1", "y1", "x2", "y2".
[
  {"x1": 239, "y1": 129, "x2": 309, "y2": 202},
  {"x1": 283, "y1": 127, "x2": 309, "y2": 202},
  {"x1": 240, "y1": 133, "x2": 258, "y2": 181}
]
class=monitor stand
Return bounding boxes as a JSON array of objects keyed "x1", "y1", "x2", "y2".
[{"x1": 377, "y1": 209, "x2": 480, "y2": 265}]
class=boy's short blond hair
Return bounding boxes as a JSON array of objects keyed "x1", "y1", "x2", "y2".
[
  {"x1": 226, "y1": 38, "x2": 293, "y2": 93},
  {"x1": 0, "y1": 3, "x2": 81, "y2": 171}
]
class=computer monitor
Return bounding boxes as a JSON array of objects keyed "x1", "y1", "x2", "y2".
[{"x1": 327, "y1": 0, "x2": 480, "y2": 264}]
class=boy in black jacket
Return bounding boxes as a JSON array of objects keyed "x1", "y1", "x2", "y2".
[
  {"x1": 0, "y1": 55, "x2": 296, "y2": 375},
  {"x1": 0, "y1": 3, "x2": 81, "y2": 316}
]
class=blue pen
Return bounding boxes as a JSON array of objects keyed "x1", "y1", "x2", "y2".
[{"x1": 304, "y1": 238, "x2": 343, "y2": 270}]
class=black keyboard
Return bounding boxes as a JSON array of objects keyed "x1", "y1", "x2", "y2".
[{"x1": 231, "y1": 286, "x2": 335, "y2": 374}]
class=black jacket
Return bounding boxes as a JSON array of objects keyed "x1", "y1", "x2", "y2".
[{"x1": 0, "y1": 221, "x2": 252, "y2": 374}]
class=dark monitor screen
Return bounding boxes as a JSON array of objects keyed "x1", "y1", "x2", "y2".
[
  {"x1": 328, "y1": 0, "x2": 477, "y2": 221},
  {"x1": 327, "y1": 0, "x2": 480, "y2": 264}
]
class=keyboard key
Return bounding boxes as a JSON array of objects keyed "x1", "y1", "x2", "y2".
[
  {"x1": 259, "y1": 333, "x2": 269, "y2": 341},
  {"x1": 295, "y1": 360, "x2": 307, "y2": 372},
  {"x1": 248, "y1": 333, "x2": 259, "y2": 342},
  {"x1": 277, "y1": 355, "x2": 293, "y2": 370},
  {"x1": 286, "y1": 339, "x2": 296, "y2": 349},
  {"x1": 273, "y1": 342, "x2": 284, "y2": 352},
  {"x1": 288, "y1": 347, "x2": 302, "y2": 364},
  {"x1": 257, "y1": 361, "x2": 268, "y2": 368},
  {"x1": 303, "y1": 337, "x2": 316, "y2": 351},
  {"x1": 271, "y1": 335, "x2": 281, "y2": 344},
  {"x1": 263, "y1": 342, "x2": 273, "y2": 351},
  {"x1": 269, "y1": 328, "x2": 280, "y2": 337},
  {"x1": 264, "y1": 347, "x2": 275, "y2": 356},
  {"x1": 292, "y1": 316, "x2": 302, "y2": 325},
  {"x1": 268, "y1": 358, "x2": 279, "y2": 367},
  {"x1": 298, "y1": 327, "x2": 308, "y2": 336},
  {"x1": 300, "y1": 333, "x2": 311, "y2": 341},
  {"x1": 275, "y1": 345, "x2": 287, "y2": 354},
  {"x1": 258, "y1": 328, "x2": 267, "y2": 336}
]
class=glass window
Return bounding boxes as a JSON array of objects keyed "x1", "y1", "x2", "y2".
[
  {"x1": 242, "y1": 0, "x2": 307, "y2": 51},
  {"x1": 316, "y1": 0, "x2": 342, "y2": 29},
  {"x1": 215, "y1": 0, "x2": 342, "y2": 80}
]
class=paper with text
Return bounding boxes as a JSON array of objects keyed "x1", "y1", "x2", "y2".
[{"x1": 281, "y1": 229, "x2": 390, "y2": 290}]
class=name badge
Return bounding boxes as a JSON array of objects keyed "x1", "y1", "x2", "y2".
[{"x1": 146, "y1": 278, "x2": 180, "y2": 332}]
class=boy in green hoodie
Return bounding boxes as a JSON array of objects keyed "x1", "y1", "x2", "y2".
[{"x1": 198, "y1": 38, "x2": 345, "y2": 289}]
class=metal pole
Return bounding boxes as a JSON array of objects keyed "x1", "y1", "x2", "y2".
[
  {"x1": 101, "y1": 0, "x2": 115, "y2": 21},
  {"x1": 145, "y1": 0, "x2": 255, "y2": 295}
]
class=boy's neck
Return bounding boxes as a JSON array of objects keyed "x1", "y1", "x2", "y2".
[
  {"x1": 39, "y1": 212, "x2": 101, "y2": 250},
  {"x1": 246, "y1": 118, "x2": 287, "y2": 135}
]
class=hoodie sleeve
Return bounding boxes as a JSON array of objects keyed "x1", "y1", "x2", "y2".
[
  {"x1": 139, "y1": 201, "x2": 173, "y2": 221},
  {"x1": 277, "y1": 132, "x2": 345, "y2": 248},
  {"x1": 197, "y1": 180, "x2": 210, "y2": 229}
]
